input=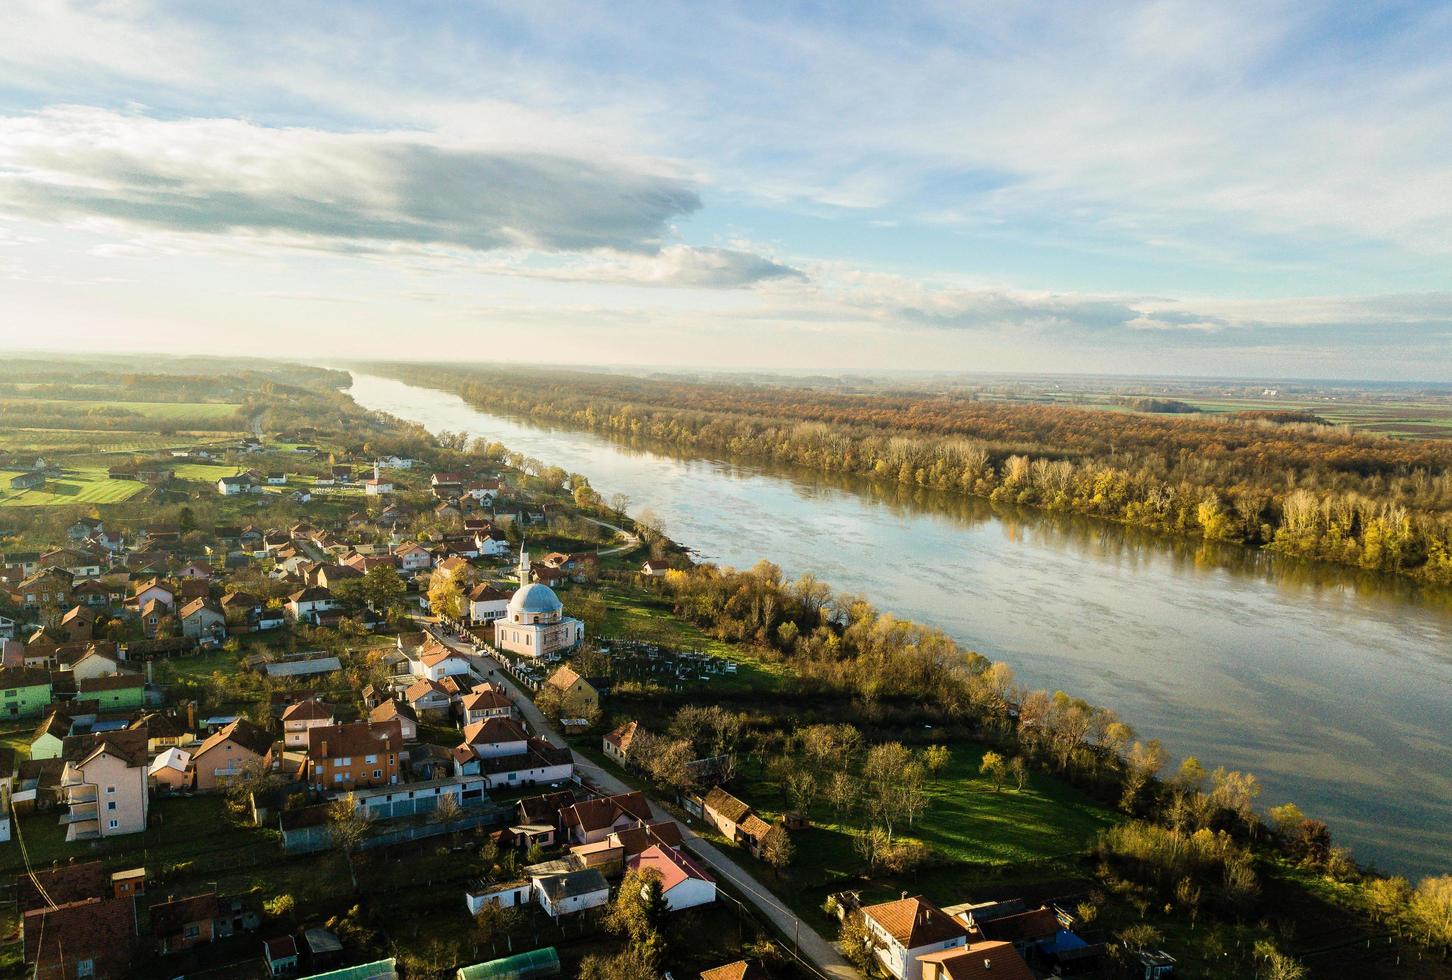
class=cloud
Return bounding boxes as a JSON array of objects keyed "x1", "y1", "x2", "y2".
[{"x1": 0, "y1": 106, "x2": 701, "y2": 254}]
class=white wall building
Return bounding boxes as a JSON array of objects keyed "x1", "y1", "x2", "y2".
[{"x1": 492, "y1": 548, "x2": 583, "y2": 659}]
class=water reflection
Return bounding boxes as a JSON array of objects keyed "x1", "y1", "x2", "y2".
[{"x1": 347, "y1": 373, "x2": 1452, "y2": 876}]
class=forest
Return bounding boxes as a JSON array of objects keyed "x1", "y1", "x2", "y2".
[{"x1": 365, "y1": 363, "x2": 1452, "y2": 584}]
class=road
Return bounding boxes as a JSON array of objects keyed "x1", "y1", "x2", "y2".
[
  {"x1": 424, "y1": 624, "x2": 860, "y2": 980},
  {"x1": 581, "y1": 515, "x2": 641, "y2": 557}
]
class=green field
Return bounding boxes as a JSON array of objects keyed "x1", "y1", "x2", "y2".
[
  {"x1": 0, "y1": 397, "x2": 242, "y2": 421},
  {"x1": 170, "y1": 461, "x2": 246, "y2": 482},
  {"x1": 0, "y1": 429, "x2": 206, "y2": 454},
  {"x1": 0, "y1": 466, "x2": 145, "y2": 508}
]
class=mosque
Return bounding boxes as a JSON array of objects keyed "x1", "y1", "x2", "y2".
[{"x1": 492, "y1": 545, "x2": 585, "y2": 658}]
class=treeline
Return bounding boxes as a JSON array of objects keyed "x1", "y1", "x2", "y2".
[
  {"x1": 368, "y1": 364, "x2": 1452, "y2": 583},
  {"x1": 636, "y1": 560, "x2": 1452, "y2": 957}
]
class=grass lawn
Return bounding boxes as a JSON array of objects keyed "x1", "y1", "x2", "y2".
[
  {"x1": 171, "y1": 461, "x2": 246, "y2": 481},
  {"x1": 0, "y1": 465, "x2": 145, "y2": 508}
]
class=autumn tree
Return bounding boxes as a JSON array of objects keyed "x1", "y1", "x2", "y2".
[{"x1": 979, "y1": 751, "x2": 1008, "y2": 792}]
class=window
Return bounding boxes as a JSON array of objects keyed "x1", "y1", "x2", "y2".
[
  {"x1": 365, "y1": 754, "x2": 377, "y2": 764},
  {"x1": 334, "y1": 773, "x2": 345, "y2": 783},
  {"x1": 76, "y1": 961, "x2": 94, "y2": 978},
  {"x1": 108, "y1": 819, "x2": 119, "y2": 829},
  {"x1": 106, "y1": 785, "x2": 115, "y2": 794},
  {"x1": 184, "y1": 924, "x2": 199, "y2": 938},
  {"x1": 107, "y1": 801, "x2": 116, "y2": 811},
  {"x1": 372, "y1": 769, "x2": 381, "y2": 779},
  {"x1": 338, "y1": 756, "x2": 352, "y2": 766}
]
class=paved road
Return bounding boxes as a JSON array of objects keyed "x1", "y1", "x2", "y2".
[
  {"x1": 581, "y1": 515, "x2": 641, "y2": 557},
  {"x1": 425, "y1": 625, "x2": 859, "y2": 980}
]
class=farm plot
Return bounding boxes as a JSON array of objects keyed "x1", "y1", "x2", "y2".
[{"x1": 0, "y1": 467, "x2": 144, "y2": 508}]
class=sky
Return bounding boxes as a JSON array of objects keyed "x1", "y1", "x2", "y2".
[{"x1": 1, "y1": 1, "x2": 1451, "y2": 379}]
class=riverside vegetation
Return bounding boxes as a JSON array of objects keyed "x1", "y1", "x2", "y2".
[{"x1": 366, "y1": 363, "x2": 1452, "y2": 585}]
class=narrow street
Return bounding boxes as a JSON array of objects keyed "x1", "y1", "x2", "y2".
[{"x1": 426, "y1": 625, "x2": 860, "y2": 980}]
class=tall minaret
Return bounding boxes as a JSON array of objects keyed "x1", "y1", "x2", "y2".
[
  {"x1": 518, "y1": 541, "x2": 530, "y2": 585},
  {"x1": 373, "y1": 460, "x2": 380, "y2": 482}
]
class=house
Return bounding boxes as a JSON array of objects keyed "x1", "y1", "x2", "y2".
[
  {"x1": 71, "y1": 579, "x2": 111, "y2": 608},
  {"x1": 533, "y1": 868, "x2": 610, "y2": 919},
  {"x1": 405, "y1": 678, "x2": 453, "y2": 718},
  {"x1": 9, "y1": 471, "x2": 45, "y2": 491},
  {"x1": 393, "y1": 542, "x2": 433, "y2": 573},
  {"x1": 431, "y1": 472, "x2": 464, "y2": 495},
  {"x1": 139, "y1": 597, "x2": 169, "y2": 639},
  {"x1": 179, "y1": 597, "x2": 227, "y2": 640},
  {"x1": 369, "y1": 699, "x2": 418, "y2": 742},
  {"x1": 282, "y1": 698, "x2": 336, "y2": 748},
  {"x1": 12, "y1": 569, "x2": 73, "y2": 610},
  {"x1": 131, "y1": 710, "x2": 186, "y2": 754},
  {"x1": 918, "y1": 941, "x2": 1035, "y2": 980},
  {"x1": 544, "y1": 664, "x2": 599, "y2": 714},
  {"x1": 363, "y1": 476, "x2": 393, "y2": 496},
  {"x1": 603, "y1": 720, "x2": 644, "y2": 767},
  {"x1": 561, "y1": 791, "x2": 653, "y2": 845},
  {"x1": 307, "y1": 719, "x2": 402, "y2": 792},
  {"x1": 56, "y1": 606, "x2": 94, "y2": 642},
  {"x1": 32, "y1": 710, "x2": 71, "y2": 760},
  {"x1": 285, "y1": 586, "x2": 338, "y2": 624},
  {"x1": 453, "y1": 737, "x2": 574, "y2": 789},
  {"x1": 860, "y1": 896, "x2": 971, "y2": 980},
  {"x1": 0, "y1": 667, "x2": 53, "y2": 719},
  {"x1": 23, "y1": 897, "x2": 135, "y2": 979},
  {"x1": 77, "y1": 674, "x2": 145, "y2": 713},
  {"x1": 70, "y1": 647, "x2": 121, "y2": 682},
  {"x1": 702, "y1": 787, "x2": 767, "y2": 849},
  {"x1": 411, "y1": 642, "x2": 473, "y2": 682},
  {"x1": 217, "y1": 474, "x2": 257, "y2": 496},
  {"x1": 60, "y1": 732, "x2": 150, "y2": 839},
  {"x1": 973, "y1": 906, "x2": 1060, "y2": 955},
  {"x1": 1131, "y1": 948, "x2": 1177, "y2": 980},
  {"x1": 700, "y1": 961, "x2": 771, "y2": 980},
  {"x1": 460, "y1": 717, "x2": 529, "y2": 758},
  {"x1": 149, "y1": 747, "x2": 192, "y2": 791},
  {"x1": 191, "y1": 718, "x2": 274, "y2": 792},
  {"x1": 264, "y1": 935, "x2": 300, "y2": 976},
  {"x1": 461, "y1": 686, "x2": 515, "y2": 725},
  {"x1": 177, "y1": 560, "x2": 212, "y2": 581},
  {"x1": 131, "y1": 578, "x2": 175, "y2": 611},
  {"x1": 151, "y1": 892, "x2": 219, "y2": 953},
  {"x1": 465, "y1": 879, "x2": 533, "y2": 916},
  {"x1": 628, "y1": 844, "x2": 716, "y2": 911}
]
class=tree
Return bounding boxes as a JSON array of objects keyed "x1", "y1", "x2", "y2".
[
  {"x1": 761, "y1": 822, "x2": 795, "y2": 874},
  {"x1": 474, "y1": 899, "x2": 521, "y2": 955},
  {"x1": 327, "y1": 793, "x2": 371, "y2": 891},
  {"x1": 922, "y1": 744, "x2": 951, "y2": 776},
  {"x1": 838, "y1": 911, "x2": 876, "y2": 973},
  {"x1": 609, "y1": 492, "x2": 631, "y2": 518},
  {"x1": 579, "y1": 941, "x2": 663, "y2": 980},
  {"x1": 427, "y1": 574, "x2": 465, "y2": 622},
  {"x1": 1412, "y1": 875, "x2": 1452, "y2": 948},
  {"x1": 1009, "y1": 756, "x2": 1030, "y2": 792},
  {"x1": 1120, "y1": 740, "x2": 1167, "y2": 812},
  {"x1": 825, "y1": 771, "x2": 859, "y2": 819},
  {"x1": 1253, "y1": 940, "x2": 1308, "y2": 980},
  {"x1": 863, "y1": 742, "x2": 913, "y2": 840},
  {"x1": 1269, "y1": 802, "x2": 1307, "y2": 838},
  {"x1": 362, "y1": 564, "x2": 406, "y2": 612},
  {"x1": 604, "y1": 867, "x2": 669, "y2": 946},
  {"x1": 979, "y1": 751, "x2": 1008, "y2": 792},
  {"x1": 433, "y1": 791, "x2": 462, "y2": 825}
]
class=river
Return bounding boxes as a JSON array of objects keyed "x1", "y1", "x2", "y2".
[{"x1": 345, "y1": 372, "x2": 1452, "y2": 877}]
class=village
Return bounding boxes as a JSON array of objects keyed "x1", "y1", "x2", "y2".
[{"x1": 0, "y1": 411, "x2": 1147, "y2": 980}]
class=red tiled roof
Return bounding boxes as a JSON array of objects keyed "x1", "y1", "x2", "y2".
[
  {"x1": 918, "y1": 941, "x2": 1035, "y2": 980},
  {"x1": 627, "y1": 844, "x2": 714, "y2": 893}
]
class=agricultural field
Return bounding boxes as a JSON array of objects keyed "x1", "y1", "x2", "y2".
[
  {"x1": 0, "y1": 465, "x2": 145, "y2": 508},
  {"x1": 0, "y1": 428, "x2": 212, "y2": 455},
  {"x1": 0, "y1": 396, "x2": 243, "y2": 421}
]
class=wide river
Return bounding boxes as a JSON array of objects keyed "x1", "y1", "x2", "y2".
[{"x1": 347, "y1": 373, "x2": 1452, "y2": 876}]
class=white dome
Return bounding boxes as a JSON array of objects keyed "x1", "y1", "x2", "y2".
[{"x1": 510, "y1": 583, "x2": 563, "y2": 616}]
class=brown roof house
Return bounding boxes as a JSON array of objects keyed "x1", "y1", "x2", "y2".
[
  {"x1": 191, "y1": 718, "x2": 274, "y2": 792},
  {"x1": 918, "y1": 941, "x2": 1035, "y2": 980},
  {"x1": 860, "y1": 896, "x2": 971, "y2": 980},
  {"x1": 150, "y1": 892, "x2": 219, "y2": 953},
  {"x1": 281, "y1": 698, "x2": 335, "y2": 749},
  {"x1": 561, "y1": 790, "x2": 653, "y2": 845},
  {"x1": 307, "y1": 719, "x2": 402, "y2": 792},
  {"x1": 603, "y1": 720, "x2": 645, "y2": 767}
]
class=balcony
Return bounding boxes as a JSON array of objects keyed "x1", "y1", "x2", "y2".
[
  {"x1": 64, "y1": 787, "x2": 97, "y2": 805},
  {"x1": 65, "y1": 820, "x2": 100, "y2": 842},
  {"x1": 59, "y1": 803, "x2": 98, "y2": 824}
]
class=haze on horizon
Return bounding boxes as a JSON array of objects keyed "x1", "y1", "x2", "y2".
[{"x1": 2, "y1": 2, "x2": 1451, "y2": 381}]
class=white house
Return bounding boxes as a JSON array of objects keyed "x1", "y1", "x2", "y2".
[
  {"x1": 70, "y1": 649, "x2": 122, "y2": 683},
  {"x1": 216, "y1": 474, "x2": 257, "y2": 496},
  {"x1": 460, "y1": 718, "x2": 528, "y2": 758},
  {"x1": 475, "y1": 530, "x2": 512, "y2": 559},
  {"x1": 628, "y1": 845, "x2": 716, "y2": 911},
  {"x1": 285, "y1": 587, "x2": 338, "y2": 624},
  {"x1": 860, "y1": 896, "x2": 971, "y2": 980},
  {"x1": 533, "y1": 868, "x2": 610, "y2": 919},
  {"x1": 409, "y1": 642, "x2": 473, "y2": 681},
  {"x1": 466, "y1": 880, "x2": 532, "y2": 916},
  {"x1": 467, "y1": 583, "x2": 510, "y2": 624},
  {"x1": 281, "y1": 699, "x2": 335, "y2": 749}
]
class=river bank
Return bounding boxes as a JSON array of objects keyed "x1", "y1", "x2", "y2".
[{"x1": 344, "y1": 371, "x2": 1452, "y2": 877}]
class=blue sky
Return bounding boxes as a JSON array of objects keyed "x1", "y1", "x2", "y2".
[{"x1": 1, "y1": 1, "x2": 1450, "y2": 378}]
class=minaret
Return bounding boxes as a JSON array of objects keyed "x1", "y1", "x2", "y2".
[
  {"x1": 373, "y1": 460, "x2": 380, "y2": 482},
  {"x1": 518, "y1": 541, "x2": 530, "y2": 585}
]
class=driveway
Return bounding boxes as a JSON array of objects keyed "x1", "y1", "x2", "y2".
[{"x1": 424, "y1": 626, "x2": 860, "y2": 979}]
